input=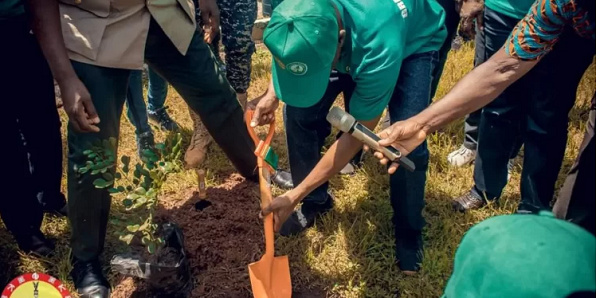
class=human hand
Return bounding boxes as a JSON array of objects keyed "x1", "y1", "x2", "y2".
[
  {"x1": 247, "y1": 92, "x2": 279, "y2": 127},
  {"x1": 58, "y1": 77, "x2": 100, "y2": 132},
  {"x1": 198, "y1": 0, "x2": 220, "y2": 43},
  {"x1": 364, "y1": 119, "x2": 427, "y2": 174},
  {"x1": 260, "y1": 191, "x2": 298, "y2": 233},
  {"x1": 203, "y1": 24, "x2": 219, "y2": 43},
  {"x1": 458, "y1": 0, "x2": 484, "y2": 40}
]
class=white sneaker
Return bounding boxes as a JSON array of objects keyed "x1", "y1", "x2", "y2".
[
  {"x1": 339, "y1": 162, "x2": 356, "y2": 175},
  {"x1": 447, "y1": 145, "x2": 476, "y2": 167},
  {"x1": 507, "y1": 158, "x2": 516, "y2": 181}
]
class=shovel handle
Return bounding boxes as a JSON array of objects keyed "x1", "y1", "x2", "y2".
[
  {"x1": 245, "y1": 110, "x2": 276, "y2": 172},
  {"x1": 245, "y1": 109, "x2": 276, "y2": 257},
  {"x1": 245, "y1": 110, "x2": 276, "y2": 150},
  {"x1": 259, "y1": 167, "x2": 275, "y2": 257}
]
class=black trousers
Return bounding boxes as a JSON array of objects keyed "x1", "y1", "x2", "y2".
[
  {"x1": 0, "y1": 16, "x2": 60, "y2": 245},
  {"x1": 553, "y1": 95, "x2": 596, "y2": 235},
  {"x1": 472, "y1": 8, "x2": 595, "y2": 212}
]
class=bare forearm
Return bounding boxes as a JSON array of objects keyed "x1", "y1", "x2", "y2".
[
  {"x1": 26, "y1": 0, "x2": 77, "y2": 83},
  {"x1": 413, "y1": 50, "x2": 536, "y2": 133},
  {"x1": 292, "y1": 118, "x2": 380, "y2": 202},
  {"x1": 292, "y1": 133, "x2": 364, "y2": 202}
]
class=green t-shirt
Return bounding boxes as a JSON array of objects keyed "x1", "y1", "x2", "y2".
[
  {"x1": 485, "y1": 0, "x2": 536, "y2": 20},
  {"x1": 333, "y1": 0, "x2": 446, "y2": 121},
  {"x1": 0, "y1": 0, "x2": 25, "y2": 20}
]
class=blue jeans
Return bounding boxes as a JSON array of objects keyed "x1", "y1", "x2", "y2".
[
  {"x1": 472, "y1": 8, "x2": 594, "y2": 212},
  {"x1": 125, "y1": 67, "x2": 168, "y2": 135},
  {"x1": 462, "y1": 26, "x2": 486, "y2": 150},
  {"x1": 284, "y1": 51, "x2": 439, "y2": 270}
]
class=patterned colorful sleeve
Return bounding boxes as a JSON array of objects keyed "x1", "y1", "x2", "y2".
[{"x1": 504, "y1": 0, "x2": 573, "y2": 60}]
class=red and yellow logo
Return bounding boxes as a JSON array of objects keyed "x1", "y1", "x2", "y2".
[{"x1": 2, "y1": 273, "x2": 71, "y2": 298}]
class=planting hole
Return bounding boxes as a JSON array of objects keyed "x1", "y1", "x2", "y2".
[{"x1": 195, "y1": 199, "x2": 212, "y2": 211}]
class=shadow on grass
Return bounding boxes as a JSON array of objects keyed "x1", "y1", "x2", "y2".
[
  {"x1": 275, "y1": 146, "x2": 512, "y2": 297},
  {"x1": 0, "y1": 229, "x2": 22, "y2": 286},
  {"x1": 0, "y1": 213, "x2": 74, "y2": 293}
]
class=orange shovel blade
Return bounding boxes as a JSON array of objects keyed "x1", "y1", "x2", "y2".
[{"x1": 248, "y1": 255, "x2": 292, "y2": 298}]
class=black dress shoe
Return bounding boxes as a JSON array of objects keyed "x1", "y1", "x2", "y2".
[
  {"x1": 71, "y1": 258, "x2": 110, "y2": 298},
  {"x1": 44, "y1": 204, "x2": 68, "y2": 217},
  {"x1": 17, "y1": 230, "x2": 55, "y2": 257},
  {"x1": 279, "y1": 194, "x2": 334, "y2": 236},
  {"x1": 41, "y1": 192, "x2": 68, "y2": 217},
  {"x1": 148, "y1": 107, "x2": 180, "y2": 132},
  {"x1": 452, "y1": 191, "x2": 486, "y2": 212},
  {"x1": 272, "y1": 169, "x2": 293, "y2": 190}
]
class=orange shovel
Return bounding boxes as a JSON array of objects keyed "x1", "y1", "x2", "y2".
[{"x1": 245, "y1": 111, "x2": 292, "y2": 298}]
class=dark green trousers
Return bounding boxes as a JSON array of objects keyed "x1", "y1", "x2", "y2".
[{"x1": 68, "y1": 18, "x2": 257, "y2": 262}]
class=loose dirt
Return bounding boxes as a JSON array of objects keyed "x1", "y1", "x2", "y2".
[{"x1": 111, "y1": 173, "x2": 265, "y2": 297}]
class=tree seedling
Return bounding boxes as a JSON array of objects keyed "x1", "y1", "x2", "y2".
[{"x1": 77, "y1": 134, "x2": 183, "y2": 254}]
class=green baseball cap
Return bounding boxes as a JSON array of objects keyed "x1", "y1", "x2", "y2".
[
  {"x1": 263, "y1": 0, "x2": 338, "y2": 107},
  {"x1": 443, "y1": 211, "x2": 596, "y2": 298}
]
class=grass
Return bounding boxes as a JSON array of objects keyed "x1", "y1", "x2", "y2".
[{"x1": 0, "y1": 42, "x2": 595, "y2": 297}]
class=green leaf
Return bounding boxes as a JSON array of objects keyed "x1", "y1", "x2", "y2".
[
  {"x1": 141, "y1": 236, "x2": 151, "y2": 245},
  {"x1": 148, "y1": 155, "x2": 159, "y2": 163},
  {"x1": 141, "y1": 168, "x2": 151, "y2": 177},
  {"x1": 93, "y1": 178, "x2": 111, "y2": 188},
  {"x1": 122, "y1": 165, "x2": 129, "y2": 174},
  {"x1": 145, "y1": 188, "x2": 157, "y2": 198},
  {"x1": 155, "y1": 143, "x2": 166, "y2": 150},
  {"x1": 83, "y1": 150, "x2": 94, "y2": 155},
  {"x1": 123, "y1": 199, "x2": 133, "y2": 207},
  {"x1": 117, "y1": 186, "x2": 126, "y2": 192},
  {"x1": 126, "y1": 193, "x2": 140, "y2": 200},
  {"x1": 115, "y1": 172, "x2": 122, "y2": 179},
  {"x1": 100, "y1": 167, "x2": 107, "y2": 173},
  {"x1": 158, "y1": 162, "x2": 165, "y2": 167},
  {"x1": 147, "y1": 242, "x2": 156, "y2": 254},
  {"x1": 134, "y1": 167, "x2": 142, "y2": 179},
  {"x1": 142, "y1": 177, "x2": 152, "y2": 189},
  {"x1": 108, "y1": 187, "x2": 120, "y2": 194},
  {"x1": 91, "y1": 169, "x2": 100, "y2": 175},
  {"x1": 88, "y1": 153, "x2": 98, "y2": 159},
  {"x1": 126, "y1": 224, "x2": 140, "y2": 232},
  {"x1": 132, "y1": 178, "x2": 140, "y2": 185},
  {"x1": 102, "y1": 172, "x2": 113, "y2": 181},
  {"x1": 126, "y1": 186, "x2": 133, "y2": 192},
  {"x1": 109, "y1": 137, "x2": 117, "y2": 148},
  {"x1": 79, "y1": 167, "x2": 90, "y2": 174},
  {"x1": 135, "y1": 187, "x2": 146, "y2": 195},
  {"x1": 119, "y1": 234, "x2": 134, "y2": 245},
  {"x1": 131, "y1": 196, "x2": 147, "y2": 209},
  {"x1": 136, "y1": 196, "x2": 147, "y2": 204},
  {"x1": 146, "y1": 162, "x2": 156, "y2": 170},
  {"x1": 142, "y1": 149, "x2": 157, "y2": 158}
]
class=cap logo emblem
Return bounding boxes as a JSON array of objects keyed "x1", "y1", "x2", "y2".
[{"x1": 287, "y1": 62, "x2": 308, "y2": 75}]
